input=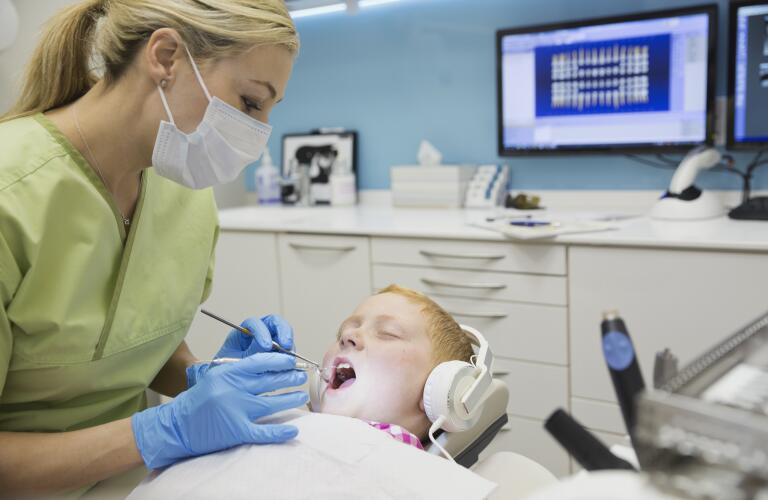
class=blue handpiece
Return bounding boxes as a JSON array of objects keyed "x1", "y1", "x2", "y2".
[{"x1": 601, "y1": 312, "x2": 645, "y2": 451}]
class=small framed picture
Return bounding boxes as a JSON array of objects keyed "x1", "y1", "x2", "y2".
[{"x1": 281, "y1": 130, "x2": 357, "y2": 205}]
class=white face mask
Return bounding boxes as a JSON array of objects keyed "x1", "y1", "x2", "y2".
[{"x1": 151, "y1": 48, "x2": 273, "y2": 189}]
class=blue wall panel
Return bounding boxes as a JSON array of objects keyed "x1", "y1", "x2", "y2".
[{"x1": 245, "y1": 0, "x2": 768, "y2": 192}]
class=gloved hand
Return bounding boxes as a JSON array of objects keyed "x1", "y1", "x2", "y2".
[
  {"x1": 132, "y1": 352, "x2": 308, "y2": 470},
  {"x1": 187, "y1": 314, "x2": 295, "y2": 388}
]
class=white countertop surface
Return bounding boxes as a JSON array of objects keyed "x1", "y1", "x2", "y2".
[{"x1": 218, "y1": 204, "x2": 768, "y2": 252}]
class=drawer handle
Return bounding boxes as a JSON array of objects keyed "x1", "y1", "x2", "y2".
[
  {"x1": 419, "y1": 250, "x2": 506, "y2": 260},
  {"x1": 492, "y1": 370, "x2": 511, "y2": 376},
  {"x1": 421, "y1": 278, "x2": 507, "y2": 291},
  {"x1": 446, "y1": 310, "x2": 509, "y2": 319},
  {"x1": 289, "y1": 243, "x2": 356, "y2": 252}
]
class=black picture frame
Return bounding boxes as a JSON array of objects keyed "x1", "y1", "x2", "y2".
[{"x1": 281, "y1": 131, "x2": 358, "y2": 205}]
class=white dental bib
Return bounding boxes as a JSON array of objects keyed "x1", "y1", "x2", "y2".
[{"x1": 127, "y1": 410, "x2": 495, "y2": 500}]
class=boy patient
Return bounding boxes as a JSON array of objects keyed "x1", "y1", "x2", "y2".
[
  {"x1": 128, "y1": 285, "x2": 489, "y2": 499},
  {"x1": 311, "y1": 284, "x2": 474, "y2": 446}
]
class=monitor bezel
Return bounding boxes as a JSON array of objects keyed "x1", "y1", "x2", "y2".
[
  {"x1": 726, "y1": 0, "x2": 768, "y2": 150},
  {"x1": 496, "y1": 4, "x2": 719, "y2": 156}
]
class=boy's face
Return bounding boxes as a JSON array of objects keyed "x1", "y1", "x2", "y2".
[{"x1": 315, "y1": 293, "x2": 435, "y2": 437}]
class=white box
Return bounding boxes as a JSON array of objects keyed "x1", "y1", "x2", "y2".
[{"x1": 390, "y1": 165, "x2": 476, "y2": 208}]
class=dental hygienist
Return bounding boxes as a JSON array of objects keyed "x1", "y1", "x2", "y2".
[{"x1": 0, "y1": 0, "x2": 307, "y2": 496}]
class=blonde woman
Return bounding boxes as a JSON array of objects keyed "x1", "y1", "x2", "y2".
[{"x1": 0, "y1": 1, "x2": 308, "y2": 496}]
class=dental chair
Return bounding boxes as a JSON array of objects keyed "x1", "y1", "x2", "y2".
[
  {"x1": 424, "y1": 378, "x2": 509, "y2": 467},
  {"x1": 425, "y1": 378, "x2": 558, "y2": 499}
]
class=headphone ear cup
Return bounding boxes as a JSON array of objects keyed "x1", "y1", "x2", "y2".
[{"x1": 423, "y1": 360, "x2": 479, "y2": 433}]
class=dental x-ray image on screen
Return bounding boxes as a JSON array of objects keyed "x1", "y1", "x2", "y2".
[{"x1": 496, "y1": 5, "x2": 716, "y2": 154}]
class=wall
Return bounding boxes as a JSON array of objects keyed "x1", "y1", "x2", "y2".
[
  {"x1": 0, "y1": 1, "x2": 79, "y2": 112},
  {"x1": 0, "y1": 0, "x2": 248, "y2": 207},
  {"x1": 254, "y1": 0, "x2": 768, "y2": 192},
  {"x1": 2, "y1": 1, "x2": 765, "y2": 194}
]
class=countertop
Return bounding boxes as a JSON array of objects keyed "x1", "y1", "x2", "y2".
[{"x1": 218, "y1": 204, "x2": 768, "y2": 252}]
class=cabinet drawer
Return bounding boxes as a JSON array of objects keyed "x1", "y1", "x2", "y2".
[
  {"x1": 571, "y1": 397, "x2": 625, "y2": 435},
  {"x1": 426, "y1": 295, "x2": 567, "y2": 365},
  {"x1": 479, "y1": 416, "x2": 570, "y2": 477},
  {"x1": 373, "y1": 264, "x2": 567, "y2": 306},
  {"x1": 371, "y1": 237, "x2": 566, "y2": 275},
  {"x1": 493, "y1": 358, "x2": 568, "y2": 420},
  {"x1": 279, "y1": 234, "x2": 371, "y2": 362}
]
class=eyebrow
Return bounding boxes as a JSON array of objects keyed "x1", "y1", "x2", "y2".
[{"x1": 249, "y1": 79, "x2": 281, "y2": 103}]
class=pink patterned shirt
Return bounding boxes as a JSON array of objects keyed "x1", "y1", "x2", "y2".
[{"x1": 366, "y1": 421, "x2": 424, "y2": 450}]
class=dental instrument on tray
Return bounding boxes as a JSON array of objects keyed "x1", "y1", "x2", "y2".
[{"x1": 199, "y1": 308, "x2": 323, "y2": 371}]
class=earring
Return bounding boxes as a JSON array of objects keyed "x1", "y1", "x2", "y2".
[{"x1": 160, "y1": 79, "x2": 168, "y2": 89}]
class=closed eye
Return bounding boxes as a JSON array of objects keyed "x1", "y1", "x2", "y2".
[
  {"x1": 241, "y1": 96, "x2": 262, "y2": 113},
  {"x1": 378, "y1": 331, "x2": 401, "y2": 340}
]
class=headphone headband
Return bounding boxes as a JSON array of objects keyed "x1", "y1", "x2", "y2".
[{"x1": 458, "y1": 324, "x2": 494, "y2": 415}]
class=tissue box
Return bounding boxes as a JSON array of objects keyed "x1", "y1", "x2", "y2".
[{"x1": 390, "y1": 165, "x2": 476, "y2": 208}]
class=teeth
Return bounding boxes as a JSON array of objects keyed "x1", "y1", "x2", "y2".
[{"x1": 336, "y1": 362, "x2": 352, "y2": 370}]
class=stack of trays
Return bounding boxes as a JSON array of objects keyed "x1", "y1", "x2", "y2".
[{"x1": 390, "y1": 165, "x2": 477, "y2": 208}]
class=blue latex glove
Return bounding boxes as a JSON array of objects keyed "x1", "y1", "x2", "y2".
[
  {"x1": 132, "y1": 352, "x2": 308, "y2": 470},
  {"x1": 187, "y1": 314, "x2": 295, "y2": 388}
]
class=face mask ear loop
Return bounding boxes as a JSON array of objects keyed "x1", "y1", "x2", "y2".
[
  {"x1": 184, "y1": 46, "x2": 212, "y2": 102},
  {"x1": 157, "y1": 86, "x2": 176, "y2": 126}
]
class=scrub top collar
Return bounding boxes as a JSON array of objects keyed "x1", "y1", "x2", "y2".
[{"x1": 34, "y1": 112, "x2": 148, "y2": 242}]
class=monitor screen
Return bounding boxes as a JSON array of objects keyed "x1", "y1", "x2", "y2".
[
  {"x1": 496, "y1": 6, "x2": 716, "y2": 155},
  {"x1": 729, "y1": 1, "x2": 768, "y2": 149}
]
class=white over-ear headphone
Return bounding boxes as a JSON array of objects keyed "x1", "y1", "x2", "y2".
[{"x1": 422, "y1": 325, "x2": 494, "y2": 435}]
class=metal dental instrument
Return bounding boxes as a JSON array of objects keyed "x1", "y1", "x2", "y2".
[
  {"x1": 199, "y1": 308, "x2": 321, "y2": 369},
  {"x1": 203, "y1": 358, "x2": 333, "y2": 383}
]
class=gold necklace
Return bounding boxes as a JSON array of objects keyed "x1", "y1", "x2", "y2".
[{"x1": 71, "y1": 105, "x2": 131, "y2": 226}]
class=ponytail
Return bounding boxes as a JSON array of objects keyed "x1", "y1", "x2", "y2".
[
  {"x1": 1, "y1": 0, "x2": 297, "y2": 122},
  {"x1": 2, "y1": 1, "x2": 104, "y2": 120}
]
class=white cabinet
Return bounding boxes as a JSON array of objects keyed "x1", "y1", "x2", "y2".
[
  {"x1": 371, "y1": 237, "x2": 566, "y2": 275},
  {"x1": 424, "y1": 295, "x2": 568, "y2": 365},
  {"x1": 279, "y1": 233, "x2": 372, "y2": 362},
  {"x1": 569, "y1": 246, "x2": 768, "y2": 432},
  {"x1": 185, "y1": 231, "x2": 282, "y2": 360},
  {"x1": 372, "y1": 264, "x2": 567, "y2": 305}
]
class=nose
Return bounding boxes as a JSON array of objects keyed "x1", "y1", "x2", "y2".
[{"x1": 340, "y1": 329, "x2": 364, "y2": 350}]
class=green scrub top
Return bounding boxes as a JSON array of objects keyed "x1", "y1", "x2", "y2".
[{"x1": 0, "y1": 113, "x2": 219, "y2": 433}]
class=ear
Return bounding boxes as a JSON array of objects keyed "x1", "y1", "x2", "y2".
[{"x1": 144, "y1": 28, "x2": 185, "y2": 88}]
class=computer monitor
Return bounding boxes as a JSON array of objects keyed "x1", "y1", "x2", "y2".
[
  {"x1": 728, "y1": 0, "x2": 768, "y2": 150},
  {"x1": 496, "y1": 6, "x2": 717, "y2": 155}
]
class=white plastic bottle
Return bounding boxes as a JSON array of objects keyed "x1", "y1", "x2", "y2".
[
  {"x1": 255, "y1": 149, "x2": 281, "y2": 205},
  {"x1": 330, "y1": 159, "x2": 357, "y2": 206}
]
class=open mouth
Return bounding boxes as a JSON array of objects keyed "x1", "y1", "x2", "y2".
[{"x1": 330, "y1": 358, "x2": 357, "y2": 390}]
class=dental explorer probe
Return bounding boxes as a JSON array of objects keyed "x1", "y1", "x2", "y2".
[{"x1": 199, "y1": 308, "x2": 321, "y2": 369}]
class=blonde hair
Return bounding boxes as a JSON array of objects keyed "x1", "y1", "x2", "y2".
[
  {"x1": 3, "y1": 0, "x2": 298, "y2": 120},
  {"x1": 377, "y1": 285, "x2": 474, "y2": 366}
]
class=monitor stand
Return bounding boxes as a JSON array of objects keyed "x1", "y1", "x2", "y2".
[{"x1": 728, "y1": 196, "x2": 768, "y2": 221}]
